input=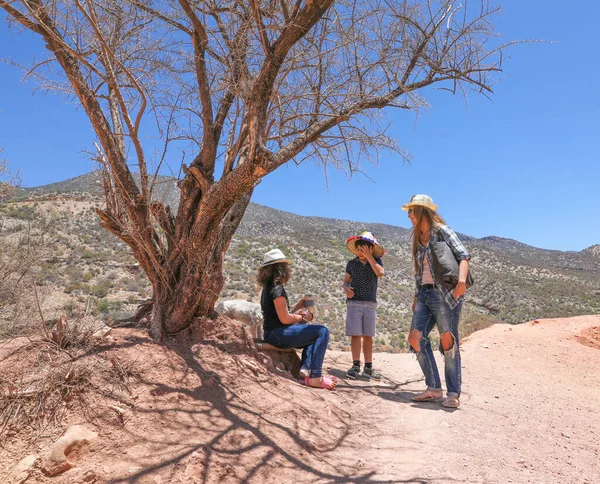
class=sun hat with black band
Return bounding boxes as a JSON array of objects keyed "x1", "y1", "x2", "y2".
[
  {"x1": 401, "y1": 194, "x2": 439, "y2": 212},
  {"x1": 346, "y1": 231, "x2": 385, "y2": 258},
  {"x1": 260, "y1": 248, "x2": 293, "y2": 267}
]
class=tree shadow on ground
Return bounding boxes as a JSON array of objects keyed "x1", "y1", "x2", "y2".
[{"x1": 107, "y1": 334, "x2": 450, "y2": 484}]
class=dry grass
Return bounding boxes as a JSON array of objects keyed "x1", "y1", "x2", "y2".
[{"x1": 0, "y1": 334, "x2": 141, "y2": 444}]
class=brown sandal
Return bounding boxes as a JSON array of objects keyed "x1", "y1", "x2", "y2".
[
  {"x1": 412, "y1": 390, "x2": 443, "y2": 402},
  {"x1": 442, "y1": 396, "x2": 460, "y2": 408}
]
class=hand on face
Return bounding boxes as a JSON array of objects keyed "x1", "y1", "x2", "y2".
[{"x1": 357, "y1": 245, "x2": 374, "y2": 259}]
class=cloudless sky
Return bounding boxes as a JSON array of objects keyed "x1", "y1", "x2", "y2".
[{"x1": 1, "y1": 1, "x2": 599, "y2": 251}]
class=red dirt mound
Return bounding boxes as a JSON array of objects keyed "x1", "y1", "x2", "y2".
[
  {"x1": 577, "y1": 325, "x2": 600, "y2": 350},
  {"x1": 0, "y1": 317, "x2": 353, "y2": 483}
]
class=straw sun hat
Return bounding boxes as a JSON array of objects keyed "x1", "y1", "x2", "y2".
[
  {"x1": 401, "y1": 194, "x2": 439, "y2": 212},
  {"x1": 346, "y1": 231, "x2": 385, "y2": 258},
  {"x1": 260, "y1": 248, "x2": 293, "y2": 267}
]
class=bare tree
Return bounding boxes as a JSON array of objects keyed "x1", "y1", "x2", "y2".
[
  {"x1": 1, "y1": 0, "x2": 510, "y2": 340},
  {"x1": 0, "y1": 150, "x2": 22, "y2": 201}
]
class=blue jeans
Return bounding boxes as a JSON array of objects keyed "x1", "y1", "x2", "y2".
[
  {"x1": 410, "y1": 287, "x2": 463, "y2": 397},
  {"x1": 264, "y1": 324, "x2": 330, "y2": 378}
]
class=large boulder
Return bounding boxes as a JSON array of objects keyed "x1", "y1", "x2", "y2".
[
  {"x1": 215, "y1": 299, "x2": 263, "y2": 338},
  {"x1": 41, "y1": 424, "x2": 98, "y2": 476}
]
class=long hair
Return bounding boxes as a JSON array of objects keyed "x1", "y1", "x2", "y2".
[
  {"x1": 256, "y1": 262, "x2": 291, "y2": 287},
  {"x1": 410, "y1": 205, "x2": 447, "y2": 272}
]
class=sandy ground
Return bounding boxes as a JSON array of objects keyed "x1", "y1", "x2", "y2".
[{"x1": 1, "y1": 315, "x2": 599, "y2": 483}]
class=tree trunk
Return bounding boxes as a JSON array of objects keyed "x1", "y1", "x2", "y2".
[
  {"x1": 146, "y1": 189, "x2": 252, "y2": 339},
  {"x1": 164, "y1": 245, "x2": 225, "y2": 335}
]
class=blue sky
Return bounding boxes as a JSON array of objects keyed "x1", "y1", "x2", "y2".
[{"x1": 1, "y1": 1, "x2": 599, "y2": 252}]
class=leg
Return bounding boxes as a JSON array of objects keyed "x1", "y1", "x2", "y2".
[
  {"x1": 408, "y1": 291, "x2": 442, "y2": 395},
  {"x1": 361, "y1": 302, "x2": 376, "y2": 364},
  {"x1": 351, "y1": 336, "x2": 362, "y2": 362},
  {"x1": 346, "y1": 302, "x2": 364, "y2": 378},
  {"x1": 265, "y1": 324, "x2": 331, "y2": 378},
  {"x1": 440, "y1": 301, "x2": 463, "y2": 399},
  {"x1": 303, "y1": 325, "x2": 330, "y2": 378},
  {"x1": 363, "y1": 336, "x2": 373, "y2": 363},
  {"x1": 360, "y1": 303, "x2": 381, "y2": 379},
  {"x1": 299, "y1": 347, "x2": 310, "y2": 378}
]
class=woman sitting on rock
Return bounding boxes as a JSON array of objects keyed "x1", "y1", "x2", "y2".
[{"x1": 257, "y1": 249, "x2": 336, "y2": 390}]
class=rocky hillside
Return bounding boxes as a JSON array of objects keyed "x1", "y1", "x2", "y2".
[
  {"x1": 2, "y1": 172, "x2": 599, "y2": 350},
  {"x1": 583, "y1": 244, "x2": 600, "y2": 258}
]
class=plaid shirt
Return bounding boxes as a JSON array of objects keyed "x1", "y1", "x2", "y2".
[{"x1": 414, "y1": 225, "x2": 471, "y2": 309}]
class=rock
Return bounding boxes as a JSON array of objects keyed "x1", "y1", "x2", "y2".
[
  {"x1": 215, "y1": 300, "x2": 263, "y2": 338},
  {"x1": 93, "y1": 324, "x2": 112, "y2": 338},
  {"x1": 108, "y1": 405, "x2": 127, "y2": 416},
  {"x1": 7, "y1": 454, "x2": 36, "y2": 484},
  {"x1": 240, "y1": 358, "x2": 261, "y2": 375},
  {"x1": 41, "y1": 425, "x2": 98, "y2": 476},
  {"x1": 257, "y1": 349, "x2": 301, "y2": 378},
  {"x1": 68, "y1": 468, "x2": 99, "y2": 483},
  {"x1": 259, "y1": 352, "x2": 274, "y2": 370}
]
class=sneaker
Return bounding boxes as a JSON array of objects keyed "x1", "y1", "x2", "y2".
[
  {"x1": 346, "y1": 364, "x2": 360, "y2": 379},
  {"x1": 362, "y1": 367, "x2": 381, "y2": 381}
]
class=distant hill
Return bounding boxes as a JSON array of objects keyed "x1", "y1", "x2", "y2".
[
  {"x1": 4, "y1": 171, "x2": 599, "y2": 348},
  {"x1": 583, "y1": 244, "x2": 600, "y2": 258}
]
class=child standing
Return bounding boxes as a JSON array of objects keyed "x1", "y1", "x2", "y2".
[{"x1": 343, "y1": 231, "x2": 385, "y2": 380}]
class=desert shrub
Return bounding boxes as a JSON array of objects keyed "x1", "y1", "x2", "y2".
[
  {"x1": 389, "y1": 332, "x2": 408, "y2": 350},
  {"x1": 126, "y1": 279, "x2": 140, "y2": 292},
  {"x1": 459, "y1": 314, "x2": 497, "y2": 340},
  {"x1": 64, "y1": 282, "x2": 86, "y2": 294},
  {"x1": 65, "y1": 265, "x2": 84, "y2": 282},
  {"x1": 5, "y1": 205, "x2": 35, "y2": 221},
  {"x1": 95, "y1": 298, "x2": 110, "y2": 314},
  {"x1": 94, "y1": 298, "x2": 125, "y2": 317},
  {"x1": 88, "y1": 278, "x2": 113, "y2": 298},
  {"x1": 0, "y1": 214, "x2": 47, "y2": 338},
  {"x1": 81, "y1": 249, "x2": 108, "y2": 261}
]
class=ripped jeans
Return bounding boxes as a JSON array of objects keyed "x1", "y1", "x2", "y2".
[{"x1": 410, "y1": 287, "x2": 463, "y2": 397}]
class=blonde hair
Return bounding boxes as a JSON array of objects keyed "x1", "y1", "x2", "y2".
[
  {"x1": 410, "y1": 205, "x2": 447, "y2": 272},
  {"x1": 256, "y1": 262, "x2": 291, "y2": 286}
]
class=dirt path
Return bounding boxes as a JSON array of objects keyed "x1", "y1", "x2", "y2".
[
  {"x1": 323, "y1": 314, "x2": 600, "y2": 483},
  {"x1": 2, "y1": 315, "x2": 599, "y2": 483}
]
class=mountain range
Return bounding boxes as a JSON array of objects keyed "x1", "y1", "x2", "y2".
[{"x1": 4, "y1": 171, "x2": 599, "y2": 349}]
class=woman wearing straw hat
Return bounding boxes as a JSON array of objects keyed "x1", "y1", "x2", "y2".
[
  {"x1": 257, "y1": 249, "x2": 337, "y2": 390},
  {"x1": 402, "y1": 194, "x2": 471, "y2": 408}
]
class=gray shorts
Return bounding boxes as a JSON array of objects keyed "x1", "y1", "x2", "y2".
[{"x1": 345, "y1": 300, "x2": 377, "y2": 337}]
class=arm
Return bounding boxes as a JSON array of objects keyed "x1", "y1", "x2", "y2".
[
  {"x1": 438, "y1": 226, "x2": 471, "y2": 299},
  {"x1": 343, "y1": 272, "x2": 354, "y2": 298},
  {"x1": 274, "y1": 296, "x2": 312, "y2": 325},
  {"x1": 290, "y1": 296, "x2": 307, "y2": 313},
  {"x1": 453, "y1": 259, "x2": 469, "y2": 299},
  {"x1": 438, "y1": 225, "x2": 471, "y2": 262}
]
